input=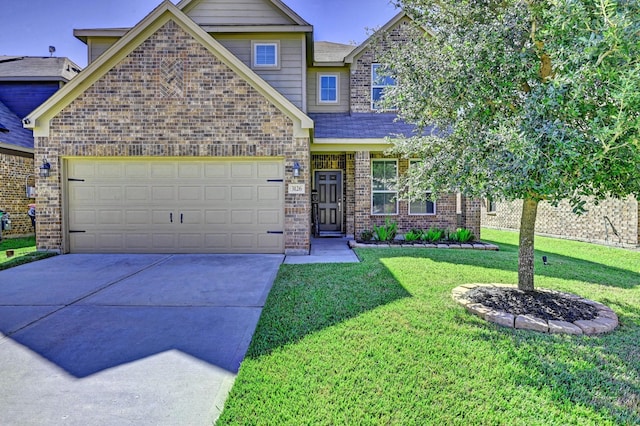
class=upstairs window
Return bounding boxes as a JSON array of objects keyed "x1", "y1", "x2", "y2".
[
  {"x1": 372, "y1": 159, "x2": 398, "y2": 215},
  {"x1": 318, "y1": 74, "x2": 339, "y2": 103},
  {"x1": 253, "y1": 42, "x2": 279, "y2": 68},
  {"x1": 371, "y1": 64, "x2": 396, "y2": 110}
]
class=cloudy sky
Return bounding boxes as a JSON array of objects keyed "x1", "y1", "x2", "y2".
[{"x1": 0, "y1": 0, "x2": 399, "y2": 67}]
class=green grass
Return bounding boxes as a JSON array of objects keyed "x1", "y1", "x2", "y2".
[
  {"x1": 0, "y1": 236, "x2": 56, "y2": 270},
  {"x1": 218, "y1": 229, "x2": 640, "y2": 425}
]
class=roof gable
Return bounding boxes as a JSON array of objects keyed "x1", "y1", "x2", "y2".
[
  {"x1": 344, "y1": 11, "x2": 421, "y2": 64},
  {"x1": 25, "y1": 0, "x2": 312, "y2": 138},
  {"x1": 177, "y1": 0, "x2": 310, "y2": 26}
]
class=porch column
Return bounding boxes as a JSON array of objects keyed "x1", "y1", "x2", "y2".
[{"x1": 354, "y1": 151, "x2": 371, "y2": 239}]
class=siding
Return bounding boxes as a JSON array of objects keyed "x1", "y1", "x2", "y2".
[
  {"x1": 88, "y1": 38, "x2": 120, "y2": 64},
  {"x1": 214, "y1": 33, "x2": 305, "y2": 109},
  {"x1": 185, "y1": 0, "x2": 295, "y2": 25},
  {"x1": 0, "y1": 82, "x2": 59, "y2": 118},
  {"x1": 307, "y1": 67, "x2": 350, "y2": 113}
]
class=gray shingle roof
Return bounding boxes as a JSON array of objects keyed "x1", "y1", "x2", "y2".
[
  {"x1": 310, "y1": 113, "x2": 431, "y2": 139},
  {"x1": 314, "y1": 42, "x2": 355, "y2": 63},
  {"x1": 0, "y1": 100, "x2": 34, "y2": 149},
  {"x1": 0, "y1": 56, "x2": 81, "y2": 82}
]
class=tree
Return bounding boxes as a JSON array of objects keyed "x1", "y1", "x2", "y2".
[{"x1": 380, "y1": 0, "x2": 640, "y2": 291}]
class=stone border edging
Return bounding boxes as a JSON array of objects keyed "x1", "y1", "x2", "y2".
[
  {"x1": 451, "y1": 284, "x2": 618, "y2": 335},
  {"x1": 348, "y1": 241, "x2": 500, "y2": 250}
]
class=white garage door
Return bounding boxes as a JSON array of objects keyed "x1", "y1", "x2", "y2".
[{"x1": 66, "y1": 158, "x2": 285, "y2": 253}]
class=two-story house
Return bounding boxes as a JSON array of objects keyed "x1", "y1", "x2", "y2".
[
  {"x1": 0, "y1": 56, "x2": 80, "y2": 236},
  {"x1": 25, "y1": 0, "x2": 480, "y2": 255}
]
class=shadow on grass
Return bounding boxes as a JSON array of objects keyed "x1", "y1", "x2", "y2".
[
  {"x1": 245, "y1": 261, "x2": 411, "y2": 359},
  {"x1": 384, "y1": 239, "x2": 639, "y2": 289}
]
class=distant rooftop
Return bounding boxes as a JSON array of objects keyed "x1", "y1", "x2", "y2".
[
  {"x1": 0, "y1": 56, "x2": 82, "y2": 82},
  {"x1": 310, "y1": 113, "x2": 434, "y2": 139},
  {"x1": 0, "y1": 100, "x2": 33, "y2": 149},
  {"x1": 314, "y1": 42, "x2": 355, "y2": 63}
]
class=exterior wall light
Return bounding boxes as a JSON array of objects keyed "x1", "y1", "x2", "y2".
[
  {"x1": 39, "y1": 159, "x2": 51, "y2": 178},
  {"x1": 292, "y1": 161, "x2": 301, "y2": 177}
]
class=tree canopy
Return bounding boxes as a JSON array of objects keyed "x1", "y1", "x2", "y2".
[{"x1": 380, "y1": 0, "x2": 640, "y2": 290}]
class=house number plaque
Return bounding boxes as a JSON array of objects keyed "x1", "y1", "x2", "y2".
[{"x1": 288, "y1": 184, "x2": 305, "y2": 194}]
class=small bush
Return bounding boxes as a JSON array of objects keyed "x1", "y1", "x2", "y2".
[
  {"x1": 404, "y1": 230, "x2": 421, "y2": 243},
  {"x1": 360, "y1": 229, "x2": 374, "y2": 242},
  {"x1": 373, "y1": 218, "x2": 398, "y2": 242},
  {"x1": 422, "y1": 227, "x2": 444, "y2": 243},
  {"x1": 450, "y1": 228, "x2": 475, "y2": 243}
]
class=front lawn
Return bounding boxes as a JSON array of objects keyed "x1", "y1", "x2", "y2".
[
  {"x1": 0, "y1": 236, "x2": 56, "y2": 270},
  {"x1": 218, "y1": 229, "x2": 640, "y2": 425}
]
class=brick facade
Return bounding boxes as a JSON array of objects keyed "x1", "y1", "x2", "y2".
[
  {"x1": 350, "y1": 17, "x2": 418, "y2": 113},
  {"x1": 346, "y1": 151, "x2": 481, "y2": 240},
  {"x1": 35, "y1": 20, "x2": 310, "y2": 253},
  {"x1": 482, "y1": 198, "x2": 640, "y2": 247},
  {"x1": 0, "y1": 150, "x2": 35, "y2": 237}
]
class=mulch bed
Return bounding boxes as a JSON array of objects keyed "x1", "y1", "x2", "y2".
[{"x1": 465, "y1": 287, "x2": 599, "y2": 322}]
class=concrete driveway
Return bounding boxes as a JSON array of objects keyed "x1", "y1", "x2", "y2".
[{"x1": 0, "y1": 253, "x2": 283, "y2": 425}]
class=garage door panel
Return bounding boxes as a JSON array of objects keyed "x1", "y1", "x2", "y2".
[
  {"x1": 68, "y1": 159, "x2": 284, "y2": 253},
  {"x1": 205, "y1": 186, "x2": 228, "y2": 201}
]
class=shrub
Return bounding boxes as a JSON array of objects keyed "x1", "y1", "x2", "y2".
[
  {"x1": 373, "y1": 218, "x2": 398, "y2": 242},
  {"x1": 404, "y1": 230, "x2": 421, "y2": 243},
  {"x1": 360, "y1": 229, "x2": 374, "y2": 242},
  {"x1": 450, "y1": 228, "x2": 475, "y2": 243},
  {"x1": 422, "y1": 227, "x2": 444, "y2": 243}
]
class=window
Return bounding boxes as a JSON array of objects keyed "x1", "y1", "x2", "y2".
[
  {"x1": 318, "y1": 74, "x2": 338, "y2": 103},
  {"x1": 408, "y1": 160, "x2": 436, "y2": 215},
  {"x1": 487, "y1": 198, "x2": 497, "y2": 213},
  {"x1": 371, "y1": 63, "x2": 396, "y2": 110},
  {"x1": 372, "y1": 159, "x2": 398, "y2": 215},
  {"x1": 252, "y1": 42, "x2": 279, "y2": 68}
]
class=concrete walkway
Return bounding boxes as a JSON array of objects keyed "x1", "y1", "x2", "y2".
[
  {"x1": 284, "y1": 237, "x2": 360, "y2": 264},
  {"x1": 0, "y1": 254, "x2": 282, "y2": 426}
]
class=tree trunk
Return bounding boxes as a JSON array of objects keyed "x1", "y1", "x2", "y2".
[{"x1": 518, "y1": 197, "x2": 539, "y2": 291}]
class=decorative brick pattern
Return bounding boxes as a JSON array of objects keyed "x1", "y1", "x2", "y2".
[
  {"x1": 482, "y1": 197, "x2": 640, "y2": 247},
  {"x1": 0, "y1": 151, "x2": 35, "y2": 236},
  {"x1": 35, "y1": 20, "x2": 310, "y2": 253}
]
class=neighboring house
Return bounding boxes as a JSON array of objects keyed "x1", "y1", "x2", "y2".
[
  {"x1": 25, "y1": 0, "x2": 480, "y2": 255},
  {"x1": 482, "y1": 198, "x2": 640, "y2": 248},
  {"x1": 0, "y1": 56, "x2": 80, "y2": 236}
]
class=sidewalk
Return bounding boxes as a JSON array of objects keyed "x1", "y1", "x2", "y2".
[{"x1": 284, "y1": 237, "x2": 360, "y2": 264}]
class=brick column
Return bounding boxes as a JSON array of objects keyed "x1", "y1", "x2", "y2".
[{"x1": 354, "y1": 151, "x2": 371, "y2": 239}]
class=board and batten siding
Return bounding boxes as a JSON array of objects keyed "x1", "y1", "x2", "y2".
[
  {"x1": 88, "y1": 38, "x2": 121, "y2": 64},
  {"x1": 214, "y1": 33, "x2": 305, "y2": 110},
  {"x1": 307, "y1": 68, "x2": 350, "y2": 113},
  {"x1": 184, "y1": 0, "x2": 295, "y2": 25}
]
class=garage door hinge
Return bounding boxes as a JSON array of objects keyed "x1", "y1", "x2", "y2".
[
  {"x1": 68, "y1": 178, "x2": 85, "y2": 182},
  {"x1": 267, "y1": 231, "x2": 284, "y2": 234},
  {"x1": 266, "y1": 179, "x2": 284, "y2": 182},
  {"x1": 69, "y1": 230, "x2": 86, "y2": 233}
]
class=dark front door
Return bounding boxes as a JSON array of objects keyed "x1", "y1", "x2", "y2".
[{"x1": 315, "y1": 171, "x2": 343, "y2": 233}]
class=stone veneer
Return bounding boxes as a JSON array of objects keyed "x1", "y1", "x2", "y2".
[
  {"x1": 482, "y1": 197, "x2": 640, "y2": 247},
  {"x1": 0, "y1": 150, "x2": 35, "y2": 237},
  {"x1": 452, "y1": 284, "x2": 619, "y2": 335},
  {"x1": 35, "y1": 20, "x2": 310, "y2": 254}
]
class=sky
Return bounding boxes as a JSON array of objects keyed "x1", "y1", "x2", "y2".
[{"x1": 0, "y1": 0, "x2": 400, "y2": 68}]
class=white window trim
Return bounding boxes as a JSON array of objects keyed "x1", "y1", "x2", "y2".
[
  {"x1": 487, "y1": 198, "x2": 497, "y2": 214},
  {"x1": 371, "y1": 63, "x2": 396, "y2": 111},
  {"x1": 318, "y1": 73, "x2": 339, "y2": 104},
  {"x1": 408, "y1": 159, "x2": 436, "y2": 216},
  {"x1": 252, "y1": 41, "x2": 280, "y2": 69},
  {"x1": 371, "y1": 159, "x2": 399, "y2": 216}
]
